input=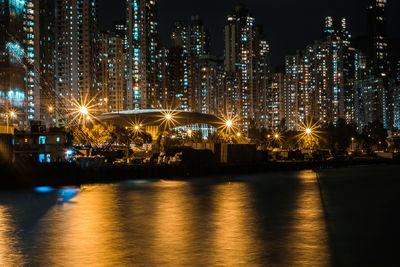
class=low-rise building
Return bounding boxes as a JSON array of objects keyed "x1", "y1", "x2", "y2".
[{"x1": 13, "y1": 127, "x2": 72, "y2": 163}]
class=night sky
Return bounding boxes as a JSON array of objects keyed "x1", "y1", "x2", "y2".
[{"x1": 97, "y1": 0, "x2": 400, "y2": 67}]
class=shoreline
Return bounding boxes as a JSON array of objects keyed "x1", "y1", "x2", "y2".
[{"x1": 1, "y1": 158, "x2": 397, "y2": 189}]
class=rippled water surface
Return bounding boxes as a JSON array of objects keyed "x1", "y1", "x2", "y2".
[{"x1": 0, "y1": 170, "x2": 331, "y2": 266}]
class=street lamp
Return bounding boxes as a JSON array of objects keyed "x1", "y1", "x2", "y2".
[
  {"x1": 305, "y1": 128, "x2": 312, "y2": 135},
  {"x1": 6, "y1": 110, "x2": 16, "y2": 134},
  {"x1": 236, "y1": 132, "x2": 241, "y2": 137},
  {"x1": 226, "y1": 120, "x2": 233, "y2": 127},
  {"x1": 274, "y1": 133, "x2": 280, "y2": 139},
  {"x1": 79, "y1": 106, "x2": 89, "y2": 116},
  {"x1": 165, "y1": 113, "x2": 172, "y2": 120}
]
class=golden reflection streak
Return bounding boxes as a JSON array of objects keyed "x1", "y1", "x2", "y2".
[
  {"x1": 284, "y1": 170, "x2": 331, "y2": 266},
  {"x1": 34, "y1": 186, "x2": 127, "y2": 266},
  {"x1": 211, "y1": 182, "x2": 260, "y2": 265},
  {"x1": 0, "y1": 206, "x2": 25, "y2": 265},
  {"x1": 152, "y1": 180, "x2": 195, "y2": 266}
]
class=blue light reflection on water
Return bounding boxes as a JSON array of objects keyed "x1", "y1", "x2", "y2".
[
  {"x1": 34, "y1": 186, "x2": 79, "y2": 203},
  {"x1": 34, "y1": 186, "x2": 55, "y2": 193},
  {"x1": 57, "y1": 188, "x2": 79, "y2": 203}
]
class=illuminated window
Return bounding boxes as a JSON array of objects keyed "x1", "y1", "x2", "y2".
[{"x1": 39, "y1": 136, "x2": 46, "y2": 145}]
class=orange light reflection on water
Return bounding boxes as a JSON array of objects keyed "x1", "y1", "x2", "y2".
[
  {"x1": 0, "y1": 206, "x2": 25, "y2": 265},
  {"x1": 283, "y1": 170, "x2": 331, "y2": 266}
]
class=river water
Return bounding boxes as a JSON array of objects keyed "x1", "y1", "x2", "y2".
[{"x1": 1, "y1": 166, "x2": 399, "y2": 266}]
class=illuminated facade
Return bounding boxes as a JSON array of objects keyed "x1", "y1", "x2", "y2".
[
  {"x1": 188, "y1": 15, "x2": 210, "y2": 57},
  {"x1": 367, "y1": 0, "x2": 389, "y2": 78},
  {"x1": 55, "y1": 0, "x2": 98, "y2": 111},
  {"x1": 169, "y1": 17, "x2": 211, "y2": 112},
  {"x1": 367, "y1": 0, "x2": 390, "y2": 128},
  {"x1": 1, "y1": 0, "x2": 27, "y2": 127},
  {"x1": 126, "y1": 0, "x2": 159, "y2": 109},
  {"x1": 1, "y1": 0, "x2": 54, "y2": 127},
  {"x1": 156, "y1": 46, "x2": 169, "y2": 108},
  {"x1": 354, "y1": 77, "x2": 385, "y2": 129},
  {"x1": 324, "y1": 16, "x2": 358, "y2": 124},
  {"x1": 37, "y1": 0, "x2": 55, "y2": 125},
  {"x1": 224, "y1": 4, "x2": 269, "y2": 129},
  {"x1": 284, "y1": 56, "x2": 300, "y2": 130},
  {"x1": 309, "y1": 41, "x2": 330, "y2": 124},
  {"x1": 282, "y1": 17, "x2": 358, "y2": 129},
  {"x1": 170, "y1": 22, "x2": 191, "y2": 110},
  {"x1": 97, "y1": 32, "x2": 125, "y2": 113},
  {"x1": 393, "y1": 85, "x2": 400, "y2": 130},
  {"x1": 194, "y1": 55, "x2": 221, "y2": 115},
  {"x1": 263, "y1": 73, "x2": 284, "y2": 130}
]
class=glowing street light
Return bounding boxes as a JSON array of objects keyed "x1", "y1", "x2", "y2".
[
  {"x1": 6, "y1": 110, "x2": 17, "y2": 134},
  {"x1": 236, "y1": 132, "x2": 241, "y2": 137},
  {"x1": 297, "y1": 120, "x2": 321, "y2": 150},
  {"x1": 62, "y1": 92, "x2": 99, "y2": 127},
  {"x1": 134, "y1": 125, "x2": 140, "y2": 131},
  {"x1": 274, "y1": 133, "x2": 280, "y2": 139},
  {"x1": 48, "y1": 106, "x2": 54, "y2": 112},
  {"x1": 217, "y1": 113, "x2": 239, "y2": 138},
  {"x1": 79, "y1": 106, "x2": 89, "y2": 115},
  {"x1": 187, "y1": 129, "x2": 192, "y2": 136},
  {"x1": 158, "y1": 110, "x2": 178, "y2": 131},
  {"x1": 7, "y1": 110, "x2": 16, "y2": 118}
]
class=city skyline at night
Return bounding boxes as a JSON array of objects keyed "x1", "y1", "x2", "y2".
[
  {"x1": 2, "y1": 3, "x2": 400, "y2": 266},
  {"x1": 1, "y1": 0, "x2": 400, "y2": 133}
]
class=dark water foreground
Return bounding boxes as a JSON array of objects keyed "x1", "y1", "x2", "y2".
[{"x1": 0, "y1": 165, "x2": 399, "y2": 266}]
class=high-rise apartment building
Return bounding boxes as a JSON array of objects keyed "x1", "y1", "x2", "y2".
[
  {"x1": 97, "y1": 32, "x2": 125, "y2": 113},
  {"x1": 308, "y1": 41, "x2": 330, "y2": 124},
  {"x1": 55, "y1": 0, "x2": 98, "y2": 114},
  {"x1": 324, "y1": 16, "x2": 356, "y2": 124},
  {"x1": 194, "y1": 55, "x2": 221, "y2": 115},
  {"x1": 126, "y1": 0, "x2": 159, "y2": 109},
  {"x1": 1, "y1": 0, "x2": 29, "y2": 128},
  {"x1": 367, "y1": 0, "x2": 389, "y2": 78},
  {"x1": 367, "y1": 0, "x2": 390, "y2": 128},
  {"x1": 170, "y1": 22, "x2": 191, "y2": 110},
  {"x1": 1, "y1": 0, "x2": 54, "y2": 127},
  {"x1": 393, "y1": 85, "x2": 400, "y2": 130},
  {"x1": 224, "y1": 4, "x2": 269, "y2": 129},
  {"x1": 37, "y1": 0, "x2": 56, "y2": 125},
  {"x1": 282, "y1": 17, "x2": 357, "y2": 129},
  {"x1": 188, "y1": 15, "x2": 210, "y2": 57},
  {"x1": 262, "y1": 73, "x2": 284, "y2": 130},
  {"x1": 156, "y1": 46, "x2": 169, "y2": 108},
  {"x1": 169, "y1": 17, "x2": 211, "y2": 111}
]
